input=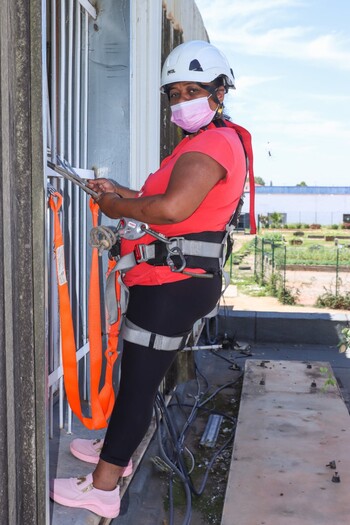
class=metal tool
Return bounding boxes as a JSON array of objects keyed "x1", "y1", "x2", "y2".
[{"x1": 47, "y1": 159, "x2": 98, "y2": 198}]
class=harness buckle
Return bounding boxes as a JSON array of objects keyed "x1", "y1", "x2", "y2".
[{"x1": 134, "y1": 244, "x2": 148, "y2": 263}]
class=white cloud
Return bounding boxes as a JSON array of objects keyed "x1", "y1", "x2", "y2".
[
  {"x1": 196, "y1": 0, "x2": 350, "y2": 70},
  {"x1": 235, "y1": 75, "x2": 281, "y2": 91}
]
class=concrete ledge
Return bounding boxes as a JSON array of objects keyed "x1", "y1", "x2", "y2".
[
  {"x1": 221, "y1": 359, "x2": 350, "y2": 525},
  {"x1": 219, "y1": 308, "x2": 349, "y2": 345}
]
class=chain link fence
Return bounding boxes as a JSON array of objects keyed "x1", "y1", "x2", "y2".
[{"x1": 251, "y1": 237, "x2": 350, "y2": 305}]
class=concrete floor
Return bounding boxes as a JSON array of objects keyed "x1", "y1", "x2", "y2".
[{"x1": 49, "y1": 338, "x2": 350, "y2": 525}]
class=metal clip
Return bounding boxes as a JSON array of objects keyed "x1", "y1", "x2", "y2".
[
  {"x1": 117, "y1": 218, "x2": 148, "y2": 240},
  {"x1": 166, "y1": 245, "x2": 186, "y2": 272}
]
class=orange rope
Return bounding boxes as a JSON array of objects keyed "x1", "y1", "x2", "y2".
[{"x1": 49, "y1": 192, "x2": 120, "y2": 429}]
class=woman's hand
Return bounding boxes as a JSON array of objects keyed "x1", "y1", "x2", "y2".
[
  {"x1": 87, "y1": 178, "x2": 139, "y2": 199},
  {"x1": 86, "y1": 178, "x2": 119, "y2": 195}
]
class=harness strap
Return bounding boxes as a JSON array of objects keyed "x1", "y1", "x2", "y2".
[
  {"x1": 222, "y1": 120, "x2": 256, "y2": 234},
  {"x1": 49, "y1": 192, "x2": 120, "y2": 429},
  {"x1": 115, "y1": 232, "x2": 225, "y2": 274},
  {"x1": 121, "y1": 318, "x2": 191, "y2": 351}
]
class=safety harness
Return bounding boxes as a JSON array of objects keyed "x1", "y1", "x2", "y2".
[
  {"x1": 49, "y1": 192, "x2": 121, "y2": 429},
  {"x1": 97, "y1": 119, "x2": 256, "y2": 274}
]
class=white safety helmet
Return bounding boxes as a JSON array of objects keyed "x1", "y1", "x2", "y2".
[{"x1": 161, "y1": 40, "x2": 235, "y2": 92}]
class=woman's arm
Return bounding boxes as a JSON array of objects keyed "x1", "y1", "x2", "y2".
[{"x1": 96, "y1": 151, "x2": 226, "y2": 224}]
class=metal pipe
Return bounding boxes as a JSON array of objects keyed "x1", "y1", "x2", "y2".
[
  {"x1": 74, "y1": 0, "x2": 81, "y2": 168},
  {"x1": 50, "y1": 0, "x2": 57, "y2": 162},
  {"x1": 82, "y1": 11, "x2": 88, "y2": 170},
  {"x1": 59, "y1": 0, "x2": 65, "y2": 157}
]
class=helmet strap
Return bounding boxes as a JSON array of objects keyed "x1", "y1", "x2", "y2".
[{"x1": 197, "y1": 83, "x2": 220, "y2": 104}]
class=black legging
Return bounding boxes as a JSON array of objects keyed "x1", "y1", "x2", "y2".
[{"x1": 100, "y1": 275, "x2": 221, "y2": 467}]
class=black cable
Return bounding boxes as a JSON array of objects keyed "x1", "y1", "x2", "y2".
[
  {"x1": 210, "y1": 347, "x2": 239, "y2": 366},
  {"x1": 204, "y1": 316, "x2": 219, "y2": 344},
  {"x1": 154, "y1": 399, "x2": 192, "y2": 525},
  {"x1": 154, "y1": 349, "x2": 242, "y2": 523}
]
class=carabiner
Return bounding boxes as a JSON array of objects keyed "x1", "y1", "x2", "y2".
[{"x1": 166, "y1": 245, "x2": 186, "y2": 273}]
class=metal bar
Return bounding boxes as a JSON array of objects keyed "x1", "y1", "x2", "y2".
[
  {"x1": 81, "y1": 9, "x2": 89, "y2": 404},
  {"x1": 74, "y1": 0, "x2": 81, "y2": 168},
  {"x1": 73, "y1": 1, "x2": 82, "y2": 357},
  {"x1": 66, "y1": 0, "x2": 74, "y2": 328},
  {"x1": 59, "y1": 370, "x2": 64, "y2": 429},
  {"x1": 59, "y1": 0, "x2": 66, "y2": 157},
  {"x1": 200, "y1": 414, "x2": 223, "y2": 448},
  {"x1": 78, "y1": 0, "x2": 97, "y2": 19},
  {"x1": 82, "y1": 10, "x2": 88, "y2": 170},
  {"x1": 67, "y1": 0, "x2": 73, "y2": 164},
  {"x1": 50, "y1": 0, "x2": 57, "y2": 162}
]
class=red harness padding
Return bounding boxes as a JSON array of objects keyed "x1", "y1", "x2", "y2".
[{"x1": 49, "y1": 192, "x2": 120, "y2": 429}]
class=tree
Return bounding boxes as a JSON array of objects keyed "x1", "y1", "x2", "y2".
[
  {"x1": 269, "y1": 212, "x2": 283, "y2": 228},
  {"x1": 296, "y1": 181, "x2": 307, "y2": 186},
  {"x1": 254, "y1": 176, "x2": 265, "y2": 186}
]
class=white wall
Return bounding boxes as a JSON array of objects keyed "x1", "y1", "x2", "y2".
[{"x1": 241, "y1": 191, "x2": 350, "y2": 225}]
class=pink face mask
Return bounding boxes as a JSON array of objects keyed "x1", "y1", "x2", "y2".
[{"x1": 170, "y1": 96, "x2": 217, "y2": 133}]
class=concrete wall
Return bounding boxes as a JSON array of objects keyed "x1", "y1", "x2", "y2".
[
  {"x1": 0, "y1": 1, "x2": 47, "y2": 523},
  {"x1": 219, "y1": 308, "x2": 349, "y2": 346}
]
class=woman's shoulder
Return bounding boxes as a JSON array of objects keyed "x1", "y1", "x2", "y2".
[{"x1": 184, "y1": 125, "x2": 242, "y2": 151}]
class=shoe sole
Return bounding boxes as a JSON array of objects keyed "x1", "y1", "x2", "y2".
[{"x1": 50, "y1": 490, "x2": 120, "y2": 519}]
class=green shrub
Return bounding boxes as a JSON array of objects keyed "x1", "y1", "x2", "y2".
[
  {"x1": 265, "y1": 272, "x2": 298, "y2": 305},
  {"x1": 262, "y1": 232, "x2": 283, "y2": 242},
  {"x1": 315, "y1": 291, "x2": 350, "y2": 310}
]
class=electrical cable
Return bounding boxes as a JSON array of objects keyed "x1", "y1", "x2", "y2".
[
  {"x1": 153, "y1": 351, "x2": 242, "y2": 524},
  {"x1": 154, "y1": 400, "x2": 192, "y2": 525},
  {"x1": 210, "y1": 348, "x2": 238, "y2": 366},
  {"x1": 204, "y1": 316, "x2": 219, "y2": 344}
]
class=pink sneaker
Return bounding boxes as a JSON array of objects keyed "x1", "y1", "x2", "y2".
[
  {"x1": 50, "y1": 473, "x2": 120, "y2": 518},
  {"x1": 70, "y1": 438, "x2": 133, "y2": 477}
]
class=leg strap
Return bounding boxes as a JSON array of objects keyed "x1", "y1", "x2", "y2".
[{"x1": 121, "y1": 318, "x2": 191, "y2": 351}]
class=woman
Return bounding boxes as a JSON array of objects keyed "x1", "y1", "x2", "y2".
[{"x1": 51, "y1": 40, "x2": 253, "y2": 519}]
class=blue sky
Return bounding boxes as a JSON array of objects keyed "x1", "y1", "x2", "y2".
[{"x1": 195, "y1": 0, "x2": 350, "y2": 187}]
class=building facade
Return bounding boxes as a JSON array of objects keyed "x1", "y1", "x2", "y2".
[
  {"x1": 242, "y1": 186, "x2": 350, "y2": 226},
  {"x1": 0, "y1": 1, "x2": 208, "y2": 523}
]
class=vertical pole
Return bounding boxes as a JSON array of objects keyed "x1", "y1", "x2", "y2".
[
  {"x1": 283, "y1": 245, "x2": 287, "y2": 303},
  {"x1": 254, "y1": 236, "x2": 257, "y2": 280},
  {"x1": 0, "y1": 0, "x2": 47, "y2": 523},
  {"x1": 335, "y1": 246, "x2": 340, "y2": 297}
]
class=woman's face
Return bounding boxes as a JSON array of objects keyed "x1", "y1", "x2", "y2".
[{"x1": 168, "y1": 82, "x2": 224, "y2": 109}]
